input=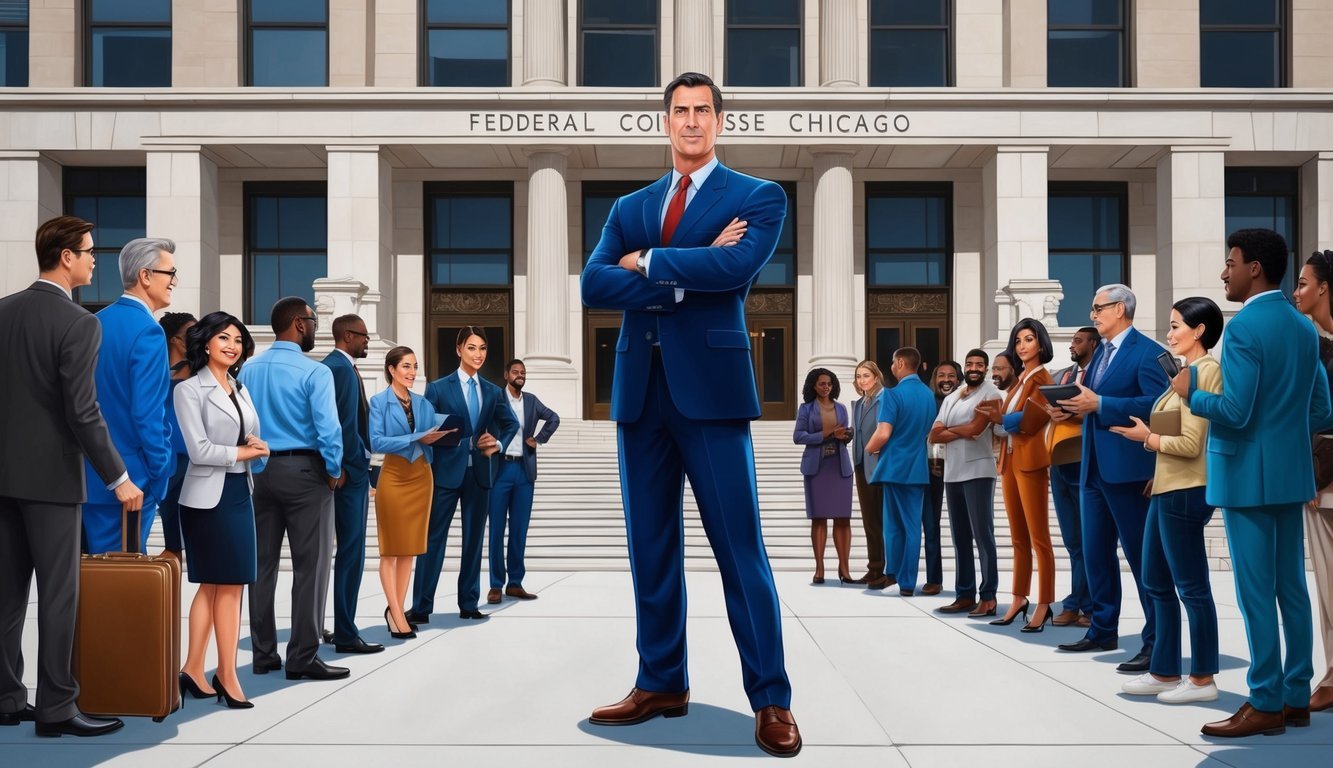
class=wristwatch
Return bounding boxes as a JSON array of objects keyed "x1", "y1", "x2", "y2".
[{"x1": 635, "y1": 250, "x2": 648, "y2": 278}]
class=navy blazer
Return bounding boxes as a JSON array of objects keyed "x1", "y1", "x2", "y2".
[
  {"x1": 1079, "y1": 326, "x2": 1170, "y2": 486},
  {"x1": 322, "y1": 350, "x2": 371, "y2": 482},
  {"x1": 424, "y1": 370, "x2": 520, "y2": 490},
  {"x1": 368, "y1": 388, "x2": 440, "y2": 466},
  {"x1": 83, "y1": 295, "x2": 172, "y2": 505},
  {"x1": 794, "y1": 401, "x2": 853, "y2": 478},
  {"x1": 581, "y1": 163, "x2": 786, "y2": 422},
  {"x1": 502, "y1": 390, "x2": 560, "y2": 483}
]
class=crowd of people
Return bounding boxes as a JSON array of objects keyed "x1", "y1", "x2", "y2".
[{"x1": 795, "y1": 228, "x2": 1333, "y2": 737}]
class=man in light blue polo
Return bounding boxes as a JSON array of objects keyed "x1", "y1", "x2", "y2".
[{"x1": 240, "y1": 297, "x2": 346, "y2": 681}]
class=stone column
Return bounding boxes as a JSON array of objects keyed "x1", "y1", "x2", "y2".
[
  {"x1": 1155, "y1": 147, "x2": 1226, "y2": 328},
  {"x1": 29, "y1": 0, "x2": 77, "y2": 87},
  {"x1": 523, "y1": 0, "x2": 566, "y2": 85},
  {"x1": 0, "y1": 152, "x2": 61, "y2": 298},
  {"x1": 818, "y1": 0, "x2": 859, "y2": 86},
  {"x1": 146, "y1": 148, "x2": 219, "y2": 319},
  {"x1": 1302, "y1": 152, "x2": 1333, "y2": 255},
  {"x1": 523, "y1": 149, "x2": 579, "y2": 416},
  {"x1": 323, "y1": 146, "x2": 392, "y2": 351},
  {"x1": 808, "y1": 150, "x2": 858, "y2": 390},
  {"x1": 982, "y1": 146, "x2": 1056, "y2": 345},
  {"x1": 673, "y1": 0, "x2": 713, "y2": 76}
]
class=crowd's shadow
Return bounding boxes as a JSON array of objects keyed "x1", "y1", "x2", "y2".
[{"x1": 576, "y1": 703, "x2": 768, "y2": 758}]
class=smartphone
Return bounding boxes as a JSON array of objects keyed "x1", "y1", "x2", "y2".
[{"x1": 1156, "y1": 350, "x2": 1182, "y2": 380}]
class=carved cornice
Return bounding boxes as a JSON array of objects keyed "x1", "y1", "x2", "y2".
[
  {"x1": 430, "y1": 290, "x2": 510, "y2": 315},
  {"x1": 746, "y1": 291, "x2": 794, "y2": 314},
  {"x1": 867, "y1": 291, "x2": 948, "y2": 315}
]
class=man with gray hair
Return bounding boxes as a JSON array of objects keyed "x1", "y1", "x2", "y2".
[
  {"x1": 81, "y1": 237, "x2": 178, "y2": 554},
  {"x1": 1050, "y1": 284, "x2": 1169, "y2": 673}
]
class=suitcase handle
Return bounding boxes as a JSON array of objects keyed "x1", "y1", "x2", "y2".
[{"x1": 120, "y1": 508, "x2": 143, "y2": 555}]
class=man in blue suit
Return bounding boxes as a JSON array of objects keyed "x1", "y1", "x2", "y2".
[
  {"x1": 580, "y1": 72, "x2": 801, "y2": 758},
  {"x1": 319, "y1": 314, "x2": 383, "y2": 655},
  {"x1": 1053, "y1": 284, "x2": 1169, "y2": 673},
  {"x1": 82, "y1": 238, "x2": 176, "y2": 555},
  {"x1": 1180, "y1": 229, "x2": 1333, "y2": 737},
  {"x1": 409, "y1": 327, "x2": 519, "y2": 623}
]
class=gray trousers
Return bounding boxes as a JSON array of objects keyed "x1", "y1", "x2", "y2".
[
  {"x1": 0, "y1": 497, "x2": 81, "y2": 722},
  {"x1": 944, "y1": 477, "x2": 999, "y2": 602},
  {"x1": 248, "y1": 456, "x2": 334, "y2": 672}
]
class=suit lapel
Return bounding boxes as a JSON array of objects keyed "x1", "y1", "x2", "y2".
[
  {"x1": 642, "y1": 173, "x2": 671, "y2": 244},
  {"x1": 200, "y1": 373, "x2": 241, "y2": 427},
  {"x1": 445, "y1": 371, "x2": 472, "y2": 435},
  {"x1": 1100, "y1": 328, "x2": 1139, "y2": 387},
  {"x1": 667, "y1": 165, "x2": 729, "y2": 246},
  {"x1": 522, "y1": 392, "x2": 535, "y2": 437}
]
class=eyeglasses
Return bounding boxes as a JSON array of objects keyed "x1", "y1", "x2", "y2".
[
  {"x1": 344, "y1": 329, "x2": 370, "y2": 339},
  {"x1": 297, "y1": 315, "x2": 319, "y2": 329},
  {"x1": 69, "y1": 247, "x2": 95, "y2": 256},
  {"x1": 1089, "y1": 300, "x2": 1124, "y2": 317},
  {"x1": 146, "y1": 268, "x2": 178, "y2": 284}
]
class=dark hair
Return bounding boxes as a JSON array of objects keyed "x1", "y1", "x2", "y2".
[
  {"x1": 964, "y1": 348, "x2": 989, "y2": 365},
  {"x1": 1075, "y1": 326, "x2": 1099, "y2": 342},
  {"x1": 893, "y1": 347, "x2": 922, "y2": 373},
  {"x1": 159, "y1": 312, "x2": 197, "y2": 340},
  {"x1": 331, "y1": 313, "x2": 363, "y2": 339},
  {"x1": 35, "y1": 215, "x2": 95, "y2": 273},
  {"x1": 505, "y1": 358, "x2": 524, "y2": 372},
  {"x1": 1305, "y1": 250, "x2": 1333, "y2": 290},
  {"x1": 456, "y1": 325, "x2": 488, "y2": 347},
  {"x1": 1172, "y1": 297, "x2": 1225, "y2": 351},
  {"x1": 994, "y1": 350, "x2": 1016, "y2": 369},
  {"x1": 384, "y1": 345, "x2": 414, "y2": 383},
  {"x1": 801, "y1": 368, "x2": 840, "y2": 403},
  {"x1": 1004, "y1": 318, "x2": 1054, "y2": 365},
  {"x1": 185, "y1": 311, "x2": 254, "y2": 378},
  {"x1": 270, "y1": 296, "x2": 310, "y2": 335},
  {"x1": 935, "y1": 360, "x2": 961, "y2": 378},
  {"x1": 663, "y1": 72, "x2": 722, "y2": 114},
  {"x1": 1228, "y1": 228, "x2": 1289, "y2": 286}
]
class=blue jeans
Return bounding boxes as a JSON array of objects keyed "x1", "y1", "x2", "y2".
[
  {"x1": 488, "y1": 459, "x2": 535, "y2": 589},
  {"x1": 1142, "y1": 486, "x2": 1218, "y2": 677},
  {"x1": 944, "y1": 477, "x2": 997, "y2": 601},
  {"x1": 1050, "y1": 462, "x2": 1091, "y2": 614}
]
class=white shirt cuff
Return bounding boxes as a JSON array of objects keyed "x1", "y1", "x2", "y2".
[{"x1": 106, "y1": 472, "x2": 129, "y2": 491}]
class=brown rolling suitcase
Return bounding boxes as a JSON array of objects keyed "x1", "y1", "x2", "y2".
[{"x1": 73, "y1": 509, "x2": 182, "y2": 721}]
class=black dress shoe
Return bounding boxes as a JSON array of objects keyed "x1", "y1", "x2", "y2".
[
  {"x1": 35, "y1": 713, "x2": 124, "y2": 738},
  {"x1": 1116, "y1": 651, "x2": 1153, "y2": 673},
  {"x1": 0, "y1": 703, "x2": 35, "y2": 726},
  {"x1": 252, "y1": 657, "x2": 282, "y2": 674},
  {"x1": 459, "y1": 609, "x2": 488, "y2": 620},
  {"x1": 334, "y1": 637, "x2": 385, "y2": 654},
  {"x1": 404, "y1": 610, "x2": 430, "y2": 625},
  {"x1": 321, "y1": 630, "x2": 335, "y2": 645},
  {"x1": 284, "y1": 657, "x2": 350, "y2": 681},
  {"x1": 1058, "y1": 637, "x2": 1118, "y2": 653}
]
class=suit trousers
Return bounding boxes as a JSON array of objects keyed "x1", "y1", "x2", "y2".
[
  {"x1": 329, "y1": 472, "x2": 370, "y2": 645},
  {"x1": 1080, "y1": 454, "x2": 1155, "y2": 653},
  {"x1": 853, "y1": 464, "x2": 885, "y2": 577},
  {"x1": 0, "y1": 498, "x2": 81, "y2": 722},
  {"x1": 1307, "y1": 505, "x2": 1333, "y2": 689},
  {"x1": 1001, "y1": 465, "x2": 1054, "y2": 603},
  {"x1": 488, "y1": 459, "x2": 535, "y2": 589},
  {"x1": 945, "y1": 478, "x2": 998, "y2": 601},
  {"x1": 1142, "y1": 487, "x2": 1218, "y2": 678},
  {"x1": 882, "y1": 483, "x2": 926, "y2": 591},
  {"x1": 1225, "y1": 504, "x2": 1314, "y2": 712},
  {"x1": 249, "y1": 456, "x2": 335, "y2": 672},
  {"x1": 1050, "y1": 462, "x2": 1091, "y2": 615},
  {"x1": 82, "y1": 499, "x2": 157, "y2": 555},
  {"x1": 616, "y1": 349, "x2": 791, "y2": 711},
  {"x1": 157, "y1": 455, "x2": 188, "y2": 554},
  {"x1": 921, "y1": 472, "x2": 945, "y2": 586},
  {"x1": 413, "y1": 469, "x2": 489, "y2": 615}
]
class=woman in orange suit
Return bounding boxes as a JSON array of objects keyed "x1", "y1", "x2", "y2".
[{"x1": 979, "y1": 318, "x2": 1055, "y2": 631}]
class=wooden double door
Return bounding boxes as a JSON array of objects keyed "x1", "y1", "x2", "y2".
[{"x1": 867, "y1": 289, "x2": 950, "y2": 383}]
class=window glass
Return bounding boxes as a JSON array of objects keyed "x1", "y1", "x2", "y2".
[
  {"x1": 1224, "y1": 168, "x2": 1298, "y2": 294},
  {"x1": 728, "y1": 0, "x2": 800, "y2": 25},
  {"x1": 726, "y1": 0, "x2": 801, "y2": 86},
  {"x1": 583, "y1": 0, "x2": 656, "y2": 25},
  {"x1": 426, "y1": 29, "x2": 508, "y2": 86},
  {"x1": 426, "y1": 0, "x2": 507, "y2": 24},
  {"x1": 1047, "y1": 186, "x2": 1126, "y2": 327},
  {"x1": 251, "y1": 29, "x2": 327, "y2": 86},
  {"x1": 872, "y1": 0, "x2": 946, "y2": 26},
  {"x1": 581, "y1": 0, "x2": 657, "y2": 86},
  {"x1": 1048, "y1": 0, "x2": 1121, "y2": 26},
  {"x1": 0, "y1": 29, "x2": 28, "y2": 87},
  {"x1": 251, "y1": 0, "x2": 327, "y2": 23},
  {"x1": 1201, "y1": 31, "x2": 1280, "y2": 88},
  {"x1": 428, "y1": 192, "x2": 512, "y2": 286},
  {"x1": 870, "y1": 30, "x2": 948, "y2": 87},
  {"x1": 64, "y1": 168, "x2": 146, "y2": 310},
  {"x1": 754, "y1": 185, "x2": 796, "y2": 286},
  {"x1": 865, "y1": 188, "x2": 950, "y2": 287},
  {"x1": 246, "y1": 187, "x2": 327, "y2": 324},
  {"x1": 91, "y1": 29, "x2": 171, "y2": 87},
  {"x1": 1047, "y1": 0, "x2": 1124, "y2": 87},
  {"x1": 1200, "y1": 0, "x2": 1278, "y2": 26},
  {"x1": 90, "y1": 0, "x2": 170, "y2": 23}
]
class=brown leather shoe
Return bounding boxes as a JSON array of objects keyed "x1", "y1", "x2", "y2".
[
  {"x1": 1201, "y1": 703, "x2": 1286, "y2": 737},
  {"x1": 754, "y1": 705, "x2": 801, "y2": 757},
  {"x1": 1284, "y1": 705, "x2": 1311, "y2": 727},
  {"x1": 920, "y1": 583, "x2": 942, "y2": 596},
  {"x1": 505, "y1": 586, "x2": 538, "y2": 600},
  {"x1": 1077, "y1": 613, "x2": 1092, "y2": 627},
  {"x1": 1311, "y1": 685, "x2": 1333, "y2": 712},
  {"x1": 1051, "y1": 609, "x2": 1081, "y2": 626},
  {"x1": 589, "y1": 688, "x2": 689, "y2": 726},
  {"x1": 866, "y1": 575, "x2": 896, "y2": 590},
  {"x1": 486, "y1": 588, "x2": 502, "y2": 604},
  {"x1": 935, "y1": 598, "x2": 977, "y2": 614}
]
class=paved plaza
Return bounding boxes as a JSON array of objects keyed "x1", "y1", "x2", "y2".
[{"x1": 3, "y1": 568, "x2": 1330, "y2": 767}]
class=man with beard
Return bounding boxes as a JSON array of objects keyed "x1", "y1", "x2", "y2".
[
  {"x1": 921, "y1": 361, "x2": 961, "y2": 595},
  {"x1": 240, "y1": 297, "x2": 347, "y2": 681},
  {"x1": 487, "y1": 359, "x2": 560, "y2": 604},
  {"x1": 992, "y1": 351, "x2": 1017, "y2": 392},
  {"x1": 1046, "y1": 327, "x2": 1098, "y2": 628}
]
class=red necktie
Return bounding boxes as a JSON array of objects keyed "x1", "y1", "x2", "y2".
[{"x1": 660, "y1": 175, "x2": 690, "y2": 245}]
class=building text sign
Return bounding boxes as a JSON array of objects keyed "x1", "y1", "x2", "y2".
[{"x1": 466, "y1": 111, "x2": 911, "y2": 138}]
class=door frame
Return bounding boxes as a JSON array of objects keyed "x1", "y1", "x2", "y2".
[{"x1": 582, "y1": 310, "x2": 621, "y2": 420}]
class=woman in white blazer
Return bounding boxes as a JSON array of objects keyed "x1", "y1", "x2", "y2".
[{"x1": 173, "y1": 311, "x2": 268, "y2": 709}]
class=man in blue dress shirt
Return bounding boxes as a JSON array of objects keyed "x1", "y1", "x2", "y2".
[{"x1": 240, "y1": 297, "x2": 347, "y2": 681}]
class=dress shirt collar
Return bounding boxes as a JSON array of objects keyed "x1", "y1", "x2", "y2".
[
  {"x1": 668, "y1": 155, "x2": 719, "y2": 196},
  {"x1": 1104, "y1": 325, "x2": 1133, "y2": 352},
  {"x1": 457, "y1": 368, "x2": 477, "y2": 389},
  {"x1": 36, "y1": 278, "x2": 72, "y2": 299},
  {"x1": 1243, "y1": 289, "x2": 1283, "y2": 308},
  {"x1": 120, "y1": 293, "x2": 152, "y2": 314},
  {"x1": 335, "y1": 348, "x2": 356, "y2": 365},
  {"x1": 270, "y1": 340, "x2": 301, "y2": 353},
  {"x1": 507, "y1": 387, "x2": 523, "y2": 403}
]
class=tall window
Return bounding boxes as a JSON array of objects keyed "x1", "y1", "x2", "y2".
[
  {"x1": 1225, "y1": 168, "x2": 1298, "y2": 294},
  {"x1": 1047, "y1": 0, "x2": 1126, "y2": 87},
  {"x1": 726, "y1": 0, "x2": 801, "y2": 87},
  {"x1": 755, "y1": 183, "x2": 796, "y2": 286},
  {"x1": 580, "y1": 0, "x2": 657, "y2": 87},
  {"x1": 63, "y1": 168, "x2": 146, "y2": 311},
  {"x1": 426, "y1": 185, "x2": 512, "y2": 286},
  {"x1": 247, "y1": 0, "x2": 327, "y2": 87},
  {"x1": 422, "y1": 0, "x2": 509, "y2": 86},
  {"x1": 869, "y1": 0, "x2": 950, "y2": 87},
  {"x1": 86, "y1": 0, "x2": 171, "y2": 87},
  {"x1": 1201, "y1": 0, "x2": 1285, "y2": 88},
  {"x1": 1048, "y1": 183, "x2": 1127, "y2": 328},
  {"x1": 0, "y1": 1, "x2": 27, "y2": 87},
  {"x1": 865, "y1": 185, "x2": 951, "y2": 287},
  {"x1": 245, "y1": 183, "x2": 327, "y2": 325}
]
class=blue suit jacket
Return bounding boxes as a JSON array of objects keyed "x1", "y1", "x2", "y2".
[
  {"x1": 869, "y1": 374, "x2": 935, "y2": 486},
  {"x1": 794, "y1": 401, "x2": 853, "y2": 478},
  {"x1": 322, "y1": 351, "x2": 371, "y2": 482},
  {"x1": 581, "y1": 163, "x2": 786, "y2": 422},
  {"x1": 1079, "y1": 326, "x2": 1170, "y2": 486},
  {"x1": 1189, "y1": 292, "x2": 1333, "y2": 507},
  {"x1": 424, "y1": 371, "x2": 520, "y2": 490},
  {"x1": 504, "y1": 391, "x2": 560, "y2": 483},
  {"x1": 83, "y1": 296, "x2": 172, "y2": 505},
  {"x1": 368, "y1": 389, "x2": 440, "y2": 466}
]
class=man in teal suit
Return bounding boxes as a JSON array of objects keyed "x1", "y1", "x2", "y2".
[{"x1": 1176, "y1": 229, "x2": 1333, "y2": 737}]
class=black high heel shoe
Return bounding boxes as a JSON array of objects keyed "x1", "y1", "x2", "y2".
[
  {"x1": 179, "y1": 672, "x2": 213, "y2": 699},
  {"x1": 838, "y1": 570, "x2": 855, "y2": 585},
  {"x1": 211, "y1": 674, "x2": 253, "y2": 709},
  {"x1": 1021, "y1": 604, "x2": 1054, "y2": 633},
  {"x1": 989, "y1": 598, "x2": 1030, "y2": 626},
  {"x1": 385, "y1": 607, "x2": 417, "y2": 639},
  {"x1": 811, "y1": 573, "x2": 825, "y2": 585}
]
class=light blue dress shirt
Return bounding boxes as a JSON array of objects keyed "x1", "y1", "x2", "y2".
[{"x1": 238, "y1": 340, "x2": 343, "y2": 477}]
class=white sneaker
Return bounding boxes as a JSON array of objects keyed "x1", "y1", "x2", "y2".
[
  {"x1": 1157, "y1": 679, "x2": 1219, "y2": 704},
  {"x1": 1122, "y1": 673, "x2": 1180, "y2": 695}
]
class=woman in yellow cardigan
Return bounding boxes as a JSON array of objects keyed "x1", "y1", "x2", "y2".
[{"x1": 1111, "y1": 297, "x2": 1224, "y2": 704}]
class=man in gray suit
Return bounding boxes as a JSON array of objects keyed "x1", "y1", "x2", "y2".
[{"x1": 0, "y1": 216, "x2": 143, "y2": 737}]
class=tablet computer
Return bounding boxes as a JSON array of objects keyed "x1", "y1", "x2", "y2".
[
  {"x1": 1038, "y1": 384, "x2": 1082, "y2": 411},
  {"x1": 433, "y1": 413, "x2": 465, "y2": 447}
]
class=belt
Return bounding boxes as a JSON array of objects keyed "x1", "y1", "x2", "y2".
[
  {"x1": 502, "y1": 454, "x2": 523, "y2": 462},
  {"x1": 270, "y1": 449, "x2": 319, "y2": 458}
]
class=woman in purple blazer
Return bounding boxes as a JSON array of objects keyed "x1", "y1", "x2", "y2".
[{"x1": 794, "y1": 368, "x2": 854, "y2": 584}]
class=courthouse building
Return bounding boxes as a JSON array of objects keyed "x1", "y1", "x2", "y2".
[{"x1": 1, "y1": 0, "x2": 1331, "y2": 421}]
